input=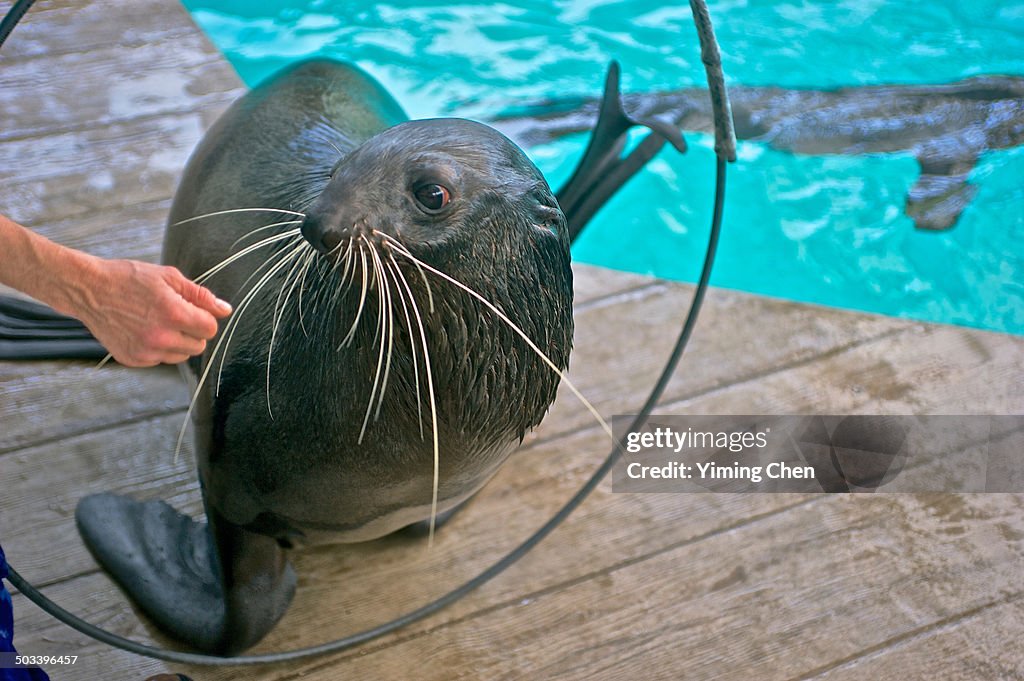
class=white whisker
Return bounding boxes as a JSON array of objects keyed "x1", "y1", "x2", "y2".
[
  {"x1": 297, "y1": 249, "x2": 318, "y2": 336},
  {"x1": 382, "y1": 232, "x2": 613, "y2": 443},
  {"x1": 173, "y1": 207, "x2": 305, "y2": 227},
  {"x1": 368, "y1": 240, "x2": 396, "y2": 421},
  {"x1": 230, "y1": 219, "x2": 304, "y2": 251},
  {"x1": 216, "y1": 242, "x2": 306, "y2": 397},
  {"x1": 387, "y1": 235, "x2": 435, "y2": 313},
  {"x1": 385, "y1": 255, "x2": 424, "y2": 438},
  {"x1": 388, "y1": 245, "x2": 440, "y2": 547},
  {"x1": 358, "y1": 236, "x2": 392, "y2": 443},
  {"x1": 266, "y1": 242, "x2": 315, "y2": 417},
  {"x1": 340, "y1": 244, "x2": 370, "y2": 348},
  {"x1": 175, "y1": 240, "x2": 302, "y2": 461},
  {"x1": 194, "y1": 229, "x2": 301, "y2": 285}
]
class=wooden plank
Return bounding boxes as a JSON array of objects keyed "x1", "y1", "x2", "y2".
[
  {"x1": 8, "y1": 572, "x2": 176, "y2": 680},
  {"x1": 535, "y1": 283, "x2": 906, "y2": 444},
  {"x1": 0, "y1": 413, "x2": 199, "y2": 581},
  {"x1": 1, "y1": 34, "x2": 242, "y2": 142},
  {"x1": 1, "y1": 0, "x2": 208, "y2": 62},
  {"x1": 12, "y1": 198, "x2": 172, "y2": 263},
  {"x1": 0, "y1": 364, "x2": 187, "y2": 455},
  {"x1": 14, "y1": 491, "x2": 1024, "y2": 680},
  {"x1": 666, "y1": 321, "x2": 1024, "y2": 416},
  {"x1": 8, "y1": 420, "x2": 812, "y2": 677},
  {"x1": 8, "y1": 317, "x2": 1024, "y2": 676},
  {"x1": 265, "y1": 494, "x2": 1022, "y2": 681},
  {"x1": 0, "y1": 111, "x2": 221, "y2": 226},
  {"x1": 806, "y1": 597, "x2": 1024, "y2": 680}
]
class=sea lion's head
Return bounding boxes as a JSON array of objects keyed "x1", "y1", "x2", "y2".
[
  {"x1": 296, "y1": 118, "x2": 574, "y2": 445},
  {"x1": 300, "y1": 118, "x2": 569, "y2": 277}
]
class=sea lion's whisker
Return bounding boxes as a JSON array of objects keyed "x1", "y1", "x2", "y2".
[
  {"x1": 375, "y1": 231, "x2": 434, "y2": 313},
  {"x1": 326, "y1": 232, "x2": 351, "y2": 259},
  {"x1": 310, "y1": 254, "x2": 334, "y2": 326},
  {"x1": 274, "y1": 243, "x2": 312, "y2": 333},
  {"x1": 362, "y1": 236, "x2": 389, "y2": 440},
  {"x1": 367, "y1": 241, "x2": 397, "y2": 422},
  {"x1": 297, "y1": 249, "x2": 318, "y2": 336},
  {"x1": 173, "y1": 207, "x2": 305, "y2": 227},
  {"x1": 267, "y1": 242, "x2": 316, "y2": 417},
  {"x1": 174, "y1": 241, "x2": 303, "y2": 461},
  {"x1": 389, "y1": 245, "x2": 614, "y2": 442},
  {"x1": 325, "y1": 237, "x2": 356, "y2": 317},
  {"x1": 229, "y1": 219, "x2": 304, "y2": 251},
  {"x1": 194, "y1": 229, "x2": 302, "y2": 285},
  {"x1": 388, "y1": 247, "x2": 440, "y2": 546},
  {"x1": 225, "y1": 234, "x2": 306, "y2": 317},
  {"x1": 386, "y1": 254, "x2": 425, "y2": 438},
  {"x1": 368, "y1": 238, "x2": 387, "y2": 357},
  {"x1": 334, "y1": 238, "x2": 357, "y2": 285},
  {"x1": 216, "y1": 242, "x2": 307, "y2": 398},
  {"x1": 358, "y1": 236, "x2": 393, "y2": 444},
  {"x1": 325, "y1": 139, "x2": 345, "y2": 158},
  {"x1": 340, "y1": 244, "x2": 370, "y2": 348}
]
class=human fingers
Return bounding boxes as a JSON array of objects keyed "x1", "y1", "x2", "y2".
[
  {"x1": 159, "y1": 352, "x2": 193, "y2": 365},
  {"x1": 155, "y1": 329, "x2": 207, "y2": 358},
  {"x1": 164, "y1": 267, "x2": 233, "y2": 318},
  {"x1": 132, "y1": 326, "x2": 207, "y2": 360},
  {"x1": 155, "y1": 273, "x2": 225, "y2": 340}
]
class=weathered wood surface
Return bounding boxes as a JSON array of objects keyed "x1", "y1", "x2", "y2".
[{"x1": 1, "y1": 1, "x2": 1023, "y2": 679}]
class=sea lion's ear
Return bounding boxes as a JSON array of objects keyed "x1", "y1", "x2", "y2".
[{"x1": 529, "y1": 187, "x2": 568, "y2": 238}]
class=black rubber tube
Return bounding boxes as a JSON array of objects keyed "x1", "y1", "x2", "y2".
[
  {"x1": 0, "y1": 0, "x2": 36, "y2": 49},
  {"x1": 3, "y1": 0, "x2": 735, "y2": 667}
]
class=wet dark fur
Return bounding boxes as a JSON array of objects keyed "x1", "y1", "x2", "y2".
[{"x1": 176, "y1": 84, "x2": 575, "y2": 539}]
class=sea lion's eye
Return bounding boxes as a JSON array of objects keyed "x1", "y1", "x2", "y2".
[{"x1": 413, "y1": 184, "x2": 452, "y2": 213}]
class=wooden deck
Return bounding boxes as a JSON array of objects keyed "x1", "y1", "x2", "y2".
[{"x1": 2, "y1": 1, "x2": 1023, "y2": 678}]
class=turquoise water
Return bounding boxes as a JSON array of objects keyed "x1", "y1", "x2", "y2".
[{"x1": 182, "y1": 0, "x2": 1024, "y2": 335}]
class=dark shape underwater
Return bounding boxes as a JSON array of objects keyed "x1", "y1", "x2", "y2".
[{"x1": 491, "y1": 76, "x2": 1024, "y2": 231}]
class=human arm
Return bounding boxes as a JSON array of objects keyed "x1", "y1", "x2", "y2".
[{"x1": 0, "y1": 213, "x2": 231, "y2": 367}]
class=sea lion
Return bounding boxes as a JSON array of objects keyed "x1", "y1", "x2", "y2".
[{"x1": 65, "y1": 59, "x2": 684, "y2": 654}]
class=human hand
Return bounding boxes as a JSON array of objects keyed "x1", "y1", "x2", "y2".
[{"x1": 74, "y1": 258, "x2": 232, "y2": 367}]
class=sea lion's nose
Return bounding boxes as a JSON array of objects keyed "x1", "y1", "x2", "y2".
[{"x1": 300, "y1": 214, "x2": 343, "y2": 254}]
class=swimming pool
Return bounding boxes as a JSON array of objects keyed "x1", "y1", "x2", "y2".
[{"x1": 181, "y1": 0, "x2": 1024, "y2": 335}]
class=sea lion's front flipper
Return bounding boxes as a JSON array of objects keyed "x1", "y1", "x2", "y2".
[
  {"x1": 906, "y1": 145, "x2": 980, "y2": 231},
  {"x1": 76, "y1": 493, "x2": 295, "y2": 654},
  {"x1": 0, "y1": 295, "x2": 106, "y2": 360},
  {"x1": 556, "y1": 61, "x2": 688, "y2": 242}
]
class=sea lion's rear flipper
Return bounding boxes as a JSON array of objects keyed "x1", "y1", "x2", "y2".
[
  {"x1": 556, "y1": 61, "x2": 688, "y2": 242},
  {"x1": 906, "y1": 146, "x2": 980, "y2": 231},
  {"x1": 0, "y1": 295, "x2": 106, "y2": 360},
  {"x1": 76, "y1": 492, "x2": 296, "y2": 654}
]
